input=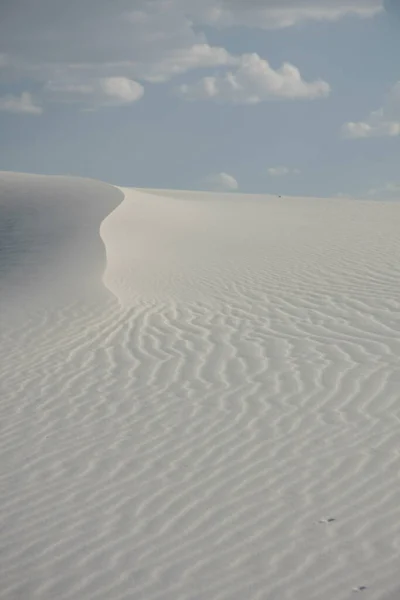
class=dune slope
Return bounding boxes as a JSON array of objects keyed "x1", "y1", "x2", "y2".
[{"x1": 1, "y1": 175, "x2": 400, "y2": 600}]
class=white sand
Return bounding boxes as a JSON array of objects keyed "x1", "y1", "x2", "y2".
[{"x1": 1, "y1": 172, "x2": 400, "y2": 600}]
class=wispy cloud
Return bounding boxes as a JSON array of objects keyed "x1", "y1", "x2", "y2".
[
  {"x1": 196, "y1": 0, "x2": 383, "y2": 29},
  {"x1": 44, "y1": 77, "x2": 144, "y2": 109},
  {"x1": 367, "y1": 182, "x2": 400, "y2": 197},
  {"x1": 268, "y1": 166, "x2": 301, "y2": 177},
  {"x1": 0, "y1": 92, "x2": 42, "y2": 115}
]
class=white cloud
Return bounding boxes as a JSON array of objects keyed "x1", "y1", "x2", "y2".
[
  {"x1": 44, "y1": 77, "x2": 144, "y2": 108},
  {"x1": 99, "y1": 77, "x2": 144, "y2": 103},
  {"x1": 268, "y1": 166, "x2": 301, "y2": 177},
  {"x1": 342, "y1": 82, "x2": 400, "y2": 139},
  {"x1": 177, "y1": 53, "x2": 330, "y2": 103},
  {"x1": 205, "y1": 172, "x2": 239, "y2": 191},
  {"x1": 0, "y1": 92, "x2": 42, "y2": 114}
]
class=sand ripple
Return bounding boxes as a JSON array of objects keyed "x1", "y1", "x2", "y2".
[{"x1": 1, "y1": 180, "x2": 400, "y2": 600}]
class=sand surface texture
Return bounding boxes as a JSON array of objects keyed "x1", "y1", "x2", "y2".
[{"x1": 1, "y1": 173, "x2": 400, "y2": 600}]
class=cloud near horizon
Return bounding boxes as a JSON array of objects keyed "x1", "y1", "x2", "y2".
[
  {"x1": 205, "y1": 172, "x2": 239, "y2": 192},
  {"x1": 342, "y1": 82, "x2": 400, "y2": 138},
  {"x1": 367, "y1": 182, "x2": 400, "y2": 197}
]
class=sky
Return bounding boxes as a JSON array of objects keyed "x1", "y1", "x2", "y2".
[{"x1": 0, "y1": 0, "x2": 399, "y2": 197}]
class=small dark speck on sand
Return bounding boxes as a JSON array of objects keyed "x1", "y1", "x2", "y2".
[{"x1": 318, "y1": 517, "x2": 336, "y2": 523}]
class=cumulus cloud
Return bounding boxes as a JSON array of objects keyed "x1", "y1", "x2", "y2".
[
  {"x1": 268, "y1": 166, "x2": 301, "y2": 177},
  {"x1": 342, "y1": 82, "x2": 400, "y2": 138},
  {"x1": 177, "y1": 53, "x2": 330, "y2": 103},
  {"x1": 0, "y1": 92, "x2": 42, "y2": 115},
  {"x1": 205, "y1": 172, "x2": 239, "y2": 191},
  {"x1": 44, "y1": 77, "x2": 144, "y2": 108}
]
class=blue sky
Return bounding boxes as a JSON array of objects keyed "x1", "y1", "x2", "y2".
[{"x1": 0, "y1": 0, "x2": 399, "y2": 197}]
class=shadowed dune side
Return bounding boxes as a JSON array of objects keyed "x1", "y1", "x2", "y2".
[{"x1": 0, "y1": 172, "x2": 124, "y2": 311}]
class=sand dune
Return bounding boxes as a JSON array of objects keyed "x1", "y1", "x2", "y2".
[{"x1": 1, "y1": 173, "x2": 400, "y2": 600}]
